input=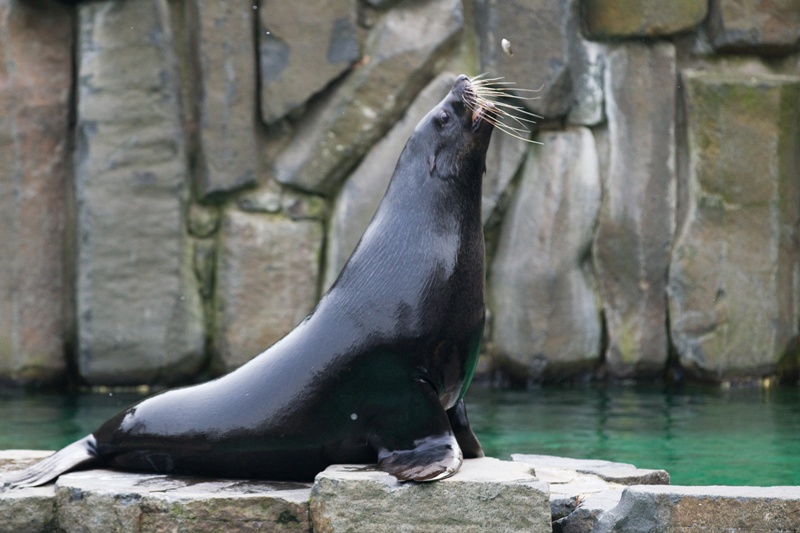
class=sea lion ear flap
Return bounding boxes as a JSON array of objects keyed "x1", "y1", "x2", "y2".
[{"x1": 427, "y1": 153, "x2": 436, "y2": 175}]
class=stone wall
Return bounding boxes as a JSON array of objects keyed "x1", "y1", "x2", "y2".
[{"x1": 0, "y1": 0, "x2": 798, "y2": 387}]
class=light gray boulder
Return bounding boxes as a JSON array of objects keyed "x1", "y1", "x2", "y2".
[
  {"x1": 75, "y1": 0, "x2": 205, "y2": 385},
  {"x1": 0, "y1": 0, "x2": 72, "y2": 385},
  {"x1": 668, "y1": 70, "x2": 800, "y2": 381},
  {"x1": 592, "y1": 43, "x2": 677, "y2": 379},
  {"x1": 310, "y1": 458, "x2": 551, "y2": 533},
  {"x1": 489, "y1": 128, "x2": 602, "y2": 383}
]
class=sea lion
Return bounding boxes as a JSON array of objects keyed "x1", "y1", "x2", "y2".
[{"x1": 3, "y1": 74, "x2": 501, "y2": 488}]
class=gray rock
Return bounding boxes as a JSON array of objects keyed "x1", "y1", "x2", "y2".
[
  {"x1": 322, "y1": 72, "x2": 457, "y2": 291},
  {"x1": 475, "y1": 0, "x2": 577, "y2": 118},
  {"x1": 75, "y1": 0, "x2": 205, "y2": 385},
  {"x1": 213, "y1": 210, "x2": 322, "y2": 372},
  {"x1": 592, "y1": 43, "x2": 677, "y2": 379},
  {"x1": 582, "y1": 0, "x2": 707, "y2": 38},
  {"x1": 706, "y1": 0, "x2": 800, "y2": 54},
  {"x1": 567, "y1": 40, "x2": 606, "y2": 127},
  {"x1": 595, "y1": 485, "x2": 800, "y2": 532},
  {"x1": 0, "y1": 0, "x2": 72, "y2": 386},
  {"x1": 259, "y1": 0, "x2": 360, "y2": 125},
  {"x1": 668, "y1": 70, "x2": 800, "y2": 381},
  {"x1": 482, "y1": 130, "x2": 529, "y2": 227},
  {"x1": 489, "y1": 128, "x2": 602, "y2": 383},
  {"x1": 512, "y1": 455, "x2": 669, "y2": 486},
  {"x1": 273, "y1": 0, "x2": 463, "y2": 195},
  {"x1": 309, "y1": 458, "x2": 551, "y2": 533},
  {"x1": 193, "y1": 0, "x2": 260, "y2": 198},
  {"x1": 55, "y1": 470, "x2": 312, "y2": 533},
  {"x1": 513, "y1": 455, "x2": 669, "y2": 533}
]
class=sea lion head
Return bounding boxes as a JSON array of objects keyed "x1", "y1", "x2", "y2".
[{"x1": 412, "y1": 75, "x2": 496, "y2": 181}]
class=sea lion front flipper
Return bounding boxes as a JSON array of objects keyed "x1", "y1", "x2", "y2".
[
  {"x1": 374, "y1": 379, "x2": 462, "y2": 482},
  {"x1": 447, "y1": 399, "x2": 484, "y2": 459}
]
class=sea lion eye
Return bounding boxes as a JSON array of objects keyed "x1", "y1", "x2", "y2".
[{"x1": 438, "y1": 110, "x2": 450, "y2": 125}]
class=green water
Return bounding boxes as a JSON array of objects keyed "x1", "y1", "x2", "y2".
[{"x1": 1, "y1": 384, "x2": 798, "y2": 486}]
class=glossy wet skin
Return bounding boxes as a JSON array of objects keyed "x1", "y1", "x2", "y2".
[{"x1": 90, "y1": 75, "x2": 495, "y2": 482}]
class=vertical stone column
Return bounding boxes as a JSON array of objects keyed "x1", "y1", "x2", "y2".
[
  {"x1": 668, "y1": 70, "x2": 800, "y2": 380},
  {"x1": 0, "y1": 0, "x2": 73, "y2": 384},
  {"x1": 192, "y1": 0, "x2": 259, "y2": 199},
  {"x1": 75, "y1": 0, "x2": 204, "y2": 385},
  {"x1": 489, "y1": 128, "x2": 602, "y2": 383},
  {"x1": 592, "y1": 43, "x2": 677, "y2": 378}
]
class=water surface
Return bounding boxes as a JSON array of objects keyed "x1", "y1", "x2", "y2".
[{"x1": 1, "y1": 384, "x2": 797, "y2": 486}]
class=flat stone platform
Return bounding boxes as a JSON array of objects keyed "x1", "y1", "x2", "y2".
[{"x1": 2, "y1": 450, "x2": 799, "y2": 532}]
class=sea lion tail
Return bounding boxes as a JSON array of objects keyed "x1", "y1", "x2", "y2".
[{"x1": 1, "y1": 435, "x2": 98, "y2": 490}]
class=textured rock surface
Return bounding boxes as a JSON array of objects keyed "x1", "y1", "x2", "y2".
[
  {"x1": 706, "y1": 0, "x2": 800, "y2": 54},
  {"x1": 259, "y1": 0, "x2": 360, "y2": 125},
  {"x1": 56, "y1": 470, "x2": 312, "y2": 533},
  {"x1": 595, "y1": 485, "x2": 800, "y2": 532},
  {"x1": 0, "y1": 451, "x2": 57, "y2": 533},
  {"x1": 668, "y1": 70, "x2": 800, "y2": 380},
  {"x1": 214, "y1": 210, "x2": 322, "y2": 372},
  {"x1": 310, "y1": 459, "x2": 551, "y2": 533},
  {"x1": 482, "y1": 130, "x2": 529, "y2": 226},
  {"x1": 582, "y1": 0, "x2": 708, "y2": 38},
  {"x1": 323, "y1": 72, "x2": 456, "y2": 291},
  {"x1": 490, "y1": 128, "x2": 602, "y2": 383},
  {"x1": 0, "y1": 0, "x2": 72, "y2": 385},
  {"x1": 273, "y1": 0, "x2": 462, "y2": 195},
  {"x1": 75, "y1": 0, "x2": 204, "y2": 385},
  {"x1": 513, "y1": 454, "x2": 669, "y2": 533},
  {"x1": 193, "y1": 0, "x2": 259, "y2": 198},
  {"x1": 476, "y1": 0, "x2": 576, "y2": 118},
  {"x1": 593, "y1": 43, "x2": 676, "y2": 379}
]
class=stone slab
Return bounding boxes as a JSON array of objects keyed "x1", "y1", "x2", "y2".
[
  {"x1": 75, "y1": 0, "x2": 205, "y2": 385},
  {"x1": 706, "y1": 0, "x2": 800, "y2": 54},
  {"x1": 668, "y1": 70, "x2": 800, "y2": 380},
  {"x1": 0, "y1": 450, "x2": 58, "y2": 533},
  {"x1": 596, "y1": 485, "x2": 800, "y2": 532},
  {"x1": 592, "y1": 42, "x2": 676, "y2": 379},
  {"x1": 582, "y1": 0, "x2": 707, "y2": 38},
  {"x1": 513, "y1": 454, "x2": 669, "y2": 532},
  {"x1": 56, "y1": 470, "x2": 312, "y2": 533},
  {"x1": 193, "y1": 0, "x2": 259, "y2": 198},
  {"x1": 310, "y1": 458, "x2": 552, "y2": 533},
  {"x1": 0, "y1": 0, "x2": 72, "y2": 385},
  {"x1": 489, "y1": 128, "x2": 602, "y2": 383}
]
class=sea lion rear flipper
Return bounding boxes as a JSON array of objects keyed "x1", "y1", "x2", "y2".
[
  {"x1": 1, "y1": 435, "x2": 98, "y2": 490},
  {"x1": 447, "y1": 399, "x2": 484, "y2": 459},
  {"x1": 374, "y1": 379, "x2": 462, "y2": 482}
]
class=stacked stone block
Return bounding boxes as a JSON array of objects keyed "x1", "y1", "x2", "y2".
[{"x1": 1, "y1": 0, "x2": 799, "y2": 386}]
